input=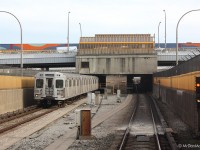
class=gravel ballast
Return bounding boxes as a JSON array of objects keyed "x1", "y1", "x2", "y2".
[{"x1": 7, "y1": 94, "x2": 135, "y2": 150}]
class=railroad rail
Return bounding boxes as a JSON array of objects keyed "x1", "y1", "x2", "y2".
[
  {"x1": 0, "y1": 107, "x2": 58, "y2": 134},
  {"x1": 117, "y1": 94, "x2": 178, "y2": 150},
  {"x1": 0, "y1": 95, "x2": 85, "y2": 134},
  {"x1": 0, "y1": 105, "x2": 39, "y2": 124}
]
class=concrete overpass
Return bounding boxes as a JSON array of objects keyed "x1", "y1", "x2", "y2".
[
  {"x1": 0, "y1": 49, "x2": 198, "y2": 68},
  {"x1": 0, "y1": 51, "x2": 76, "y2": 68}
]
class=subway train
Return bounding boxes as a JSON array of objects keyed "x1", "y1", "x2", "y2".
[{"x1": 34, "y1": 72, "x2": 98, "y2": 107}]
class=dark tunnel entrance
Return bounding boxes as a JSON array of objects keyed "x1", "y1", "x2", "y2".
[
  {"x1": 127, "y1": 74, "x2": 153, "y2": 93},
  {"x1": 96, "y1": 74, "x2": 153, "y2": 94}
]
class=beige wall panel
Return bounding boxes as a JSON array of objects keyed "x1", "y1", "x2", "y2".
[
  {"x1": 0, "y1": 76, "x2": 34, "y2": 89},
  {"x1": 0, "y1": 89, "x2": 23, "y2": 114},
  {"x1": 154, "y1": 72, "x2": 200, "y2": 91},
  {"x1": 0, "y1": 88, "x2": 34, "y2": 114}
]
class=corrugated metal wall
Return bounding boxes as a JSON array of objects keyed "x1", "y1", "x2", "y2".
[
  {"x1": 153, "y1": 85, "x2": 198, "y2": 133},
  {"x1": 154, "y1": 71, "x2": 200, "y2": 91},
  {"x1": 153, "y1": 54, "x2": 200, "y2": 133}
]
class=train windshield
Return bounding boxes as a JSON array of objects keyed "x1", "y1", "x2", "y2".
[
  {"x1": 36, "y1": 79, "x2": 43, "y2": 88},
  {"x1": 46, "y1": 78, "x2": 53, "y2": 88},
  {"x1": 56, "y1": 80, "x2": 63, "y2": 88}
]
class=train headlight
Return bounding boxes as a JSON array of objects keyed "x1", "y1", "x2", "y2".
[{"x1": 35, "y1": 94, "x2": 38, "y2": 97}]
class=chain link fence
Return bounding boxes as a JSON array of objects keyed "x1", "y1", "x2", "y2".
[{"x1": 154, "y1": 54, "x2": 200, "y2": 77}]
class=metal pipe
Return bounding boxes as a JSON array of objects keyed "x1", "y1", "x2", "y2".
[
  {"x1": 0, "y1": 11, "x2": 23, "y2": 74},
  {"x1": 176, "y1": 9, "x2": 200, "y2": 65}
]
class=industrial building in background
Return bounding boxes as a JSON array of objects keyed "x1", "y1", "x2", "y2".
[
  {"x1": 76, "y1": 34, "x2": 157, "y2": 74},
  {"x1": 76, "y1": 34, "x2": 157, "y2": 93}
]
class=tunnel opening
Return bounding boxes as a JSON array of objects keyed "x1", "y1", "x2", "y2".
[
  {"x1": 95, "y1": 74, "x2": 152, "y2": 94},
  {"x1": 127, "y1": 74, "x2": 153, "y2": 94}
]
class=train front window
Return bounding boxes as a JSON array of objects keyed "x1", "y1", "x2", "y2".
[
  {"x1": 36, "y1": 79, "x2": 43, "y2": 88},
  {"x1": 47, "y1": 78, "x2": 53, "y2": 88},
  {"x1": 56, "y1": 80, "x2": 63, "y2": 88}
]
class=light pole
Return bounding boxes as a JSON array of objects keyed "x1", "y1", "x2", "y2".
[
  {"x1": 0, "y1": 11, "x2": 23, "y2": 72},
  {"x1": 79, "y1": 23, "x2": 82, "y2": 37},
  {"x1": 163, "y1": 10, "x2": 166, "y2": 50},
  {"x1": 67, "y1": 11, "x2": 70, "y2": 52},
  {"x1": 176, "y1": 9, "x2": 200, "y2": 65},
  {"x1": 158, "y1": 21, "x2": 161, "y2": 48}
]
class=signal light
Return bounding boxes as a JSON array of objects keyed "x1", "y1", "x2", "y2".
[{"x1": 196, "y1": 77, "x2": 200, "y2": 99}]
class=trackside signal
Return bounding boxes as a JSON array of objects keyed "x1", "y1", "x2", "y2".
[{"x1": 196, "y1": 77, "x2": 200, "y2": 104}]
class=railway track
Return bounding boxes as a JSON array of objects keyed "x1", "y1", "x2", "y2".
[
  {"x1": 113, "y1": 94, "x2": 178, "y2": 150},
  {"x1": 0, "y1": 105, "x2": 39, "y2": 124},
  {"x1": 0, "y1": 94, "x2": 86, "y2": 135},
  {"x1": 0, "y1": 107, "x2": 58, "y2": 134}
]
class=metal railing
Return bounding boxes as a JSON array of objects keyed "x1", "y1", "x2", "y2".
[{"x1": 154, "y1": 54, "x2": 200, "y2": 77}]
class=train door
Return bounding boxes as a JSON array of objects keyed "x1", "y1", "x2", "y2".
[
  {"x1": 65, "y1": 79, "x2": 69, "y2": 98},
  {"x1": 45, "y1": 78, "x2": 54, "y2": 96}
]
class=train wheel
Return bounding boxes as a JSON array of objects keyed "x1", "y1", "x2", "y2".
[{"x1": 58, "y1": 101, "x2": 65, "y2": 107}]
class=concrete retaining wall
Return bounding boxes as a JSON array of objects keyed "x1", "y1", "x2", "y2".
[
  {"x1": 0, "y1": 76, "x2": 34, "y2": 90},
  {"x1": 0, "y1": 88, "x2": 35, "y2": 114},
  {"x1": 153, "y1": 84, "x2": 199, "y2": 133}
]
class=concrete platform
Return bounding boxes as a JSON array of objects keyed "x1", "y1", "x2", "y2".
[
  {"x1": 0, "y1": 98, "x2": 87, "y2": 150},
  {"x1": 44, "y1": 95, "x2": 133, "y2": 150}
]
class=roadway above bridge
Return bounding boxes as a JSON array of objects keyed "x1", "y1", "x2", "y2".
[
  {"x1": 0, "y1": 51, "x2": 76, "y2": 68},
  {"x1": 0, "y1": 48, "x2": 197, "y2": 68}
]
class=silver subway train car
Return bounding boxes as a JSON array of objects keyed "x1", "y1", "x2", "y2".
[{"x1": 34, "y1": 72, "x2": 98, "y2": 107}]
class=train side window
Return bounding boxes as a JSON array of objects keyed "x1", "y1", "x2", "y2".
[
  {"x1": 56, "y1": 80, "x2": 63, "y2": 88},
  {"x1": 36, "y1": 79, "x2": 43, "y2": 88}
]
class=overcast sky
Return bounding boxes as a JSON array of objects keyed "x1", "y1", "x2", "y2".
[{"x1": 0, "y1": 0, "x2": 200, "y2": 44}]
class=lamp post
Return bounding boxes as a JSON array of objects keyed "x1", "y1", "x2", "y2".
[
  {"x1": 0, "y1": 11, "x2": 23, "y2": 72},
  {"x1": 158, "y1": 21, "x2": 161, "y2": 48},
  {"x1": 67, "y1": 11, "x2": 70, "y2": 52},
  {"x1": 176, "y1": 9, "x2": 200, "y2": 65},
  {"x1": 163, "y1": 10, "x2": 166, "y2": 50},
  {"x1": 79, "y1": 23, "x2": 82, "y2": 37}
]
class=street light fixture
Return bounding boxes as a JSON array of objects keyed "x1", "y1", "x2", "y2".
[
  {"x1": 79, "y1": 23, "x2": 82, "y2": 37},
  {"x1": 158, "y1": 21, "x2": 161, "y2": 48},
  {"x1": 176, "y1": 9, "x2": 200, "y2": 65},
  {"x1": 163, "y1": 10, "x2": 166, "y2": 50},
  {"x1": 67, "y1": 11, "x2": 70, "y2": 52},
  {"x1": 0, "y1": 11, "x2": 23, "y2": 73}
]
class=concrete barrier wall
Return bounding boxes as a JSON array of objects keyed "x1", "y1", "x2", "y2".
[
  {"x1": 0, "y1": 88, "x2": 35, "y2": 114},
  {"x1": 0, "y1": 76, "x2": 34, "y2": 90},
  {"x1": 153, "y1": 84, "x2": 199, "y2": 133}
]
